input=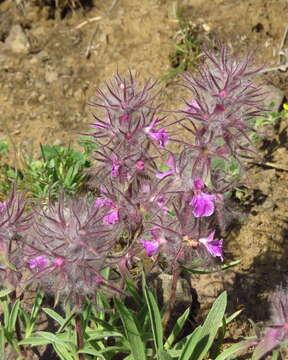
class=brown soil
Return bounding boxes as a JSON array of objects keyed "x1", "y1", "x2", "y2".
[{"x1": 1, "y1": 0, "x2": 288, "y2": 356}]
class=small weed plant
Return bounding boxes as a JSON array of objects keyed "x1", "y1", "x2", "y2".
[{"x1": 0, "y1": 45, "x2": 287, "y2": 360}]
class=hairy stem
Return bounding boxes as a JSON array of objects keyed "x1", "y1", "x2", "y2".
[
  {"x1": 162, "y1": 265, "x2": 180, "y2": 330},
  {"x1": 75, "y1": 295, "x2": 85, "y2": 360}
]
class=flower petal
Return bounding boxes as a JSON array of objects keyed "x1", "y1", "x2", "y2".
[{"x1": 190, "y1": 193, "x2": 216, "y2": 217}]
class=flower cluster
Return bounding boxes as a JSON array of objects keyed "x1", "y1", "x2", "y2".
[
  {"x1": 180, "y1": 45, "x2": 264, "y2": 181},
  {"x1": 0, "y1": 45, "x2": 264, "y2": 301},
  {"x1": 23, "y1": 194, "x2": 124, "y2": 299}
]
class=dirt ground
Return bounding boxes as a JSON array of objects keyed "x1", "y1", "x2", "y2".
[{"x1": 1, "y1": 0, "x2": 288, "y2": 352}]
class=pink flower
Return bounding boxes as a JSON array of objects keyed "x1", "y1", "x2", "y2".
[
  {"x1": 94, "y1": 198, "x2": 115, "y2": 208},
  {"x1": 150, "y1": 128, "x2": 169, "y2": 147},
  {"x1": 28, "y1": 256, "x2": 49, "y2": 270},
  {"x1": 135, "y1": 160, "x2": 145, "y2": 170},
  {"x1": 140, "y1": 229, "x2": 166, "y2": 257},
  {"x1": 0, "y1": 201, "x2": 7, "y2": 215},
  {"x1": 54, "y1": 257, "x2": 65, "y2": 267},
  {"x1": 189, "y1": 178, "x2": 216, "y2": 217},
  {"x1": 119, "y1": 113, "x2": 129, "y2": 125},
  {"x1": 140, "y1": 240, "x2": 159, "y2": 257},
  {"x1": 145, "y1": 118, "x2": 169, "y2": 148},
  {"x1": 103, "y1": 210, "x2": 119, "y2": 225},
  {"x1": 199, "y1": 231, "x2": 224, "y2": 261}
]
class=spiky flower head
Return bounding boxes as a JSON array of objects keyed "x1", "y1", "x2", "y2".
[
  {"x1": 87, "y1": 71, "x2": 170, "y2": 190},
  {"x1": 180, "y1": 44, "x2": 264, "y2": 180},
  {"x1": 24, "y1": 193, "x2": 126, "y2": 300}
]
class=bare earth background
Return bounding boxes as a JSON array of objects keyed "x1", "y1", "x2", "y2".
[{"x1": 0, "y1": 0, "x2": 288, "y2": 347}]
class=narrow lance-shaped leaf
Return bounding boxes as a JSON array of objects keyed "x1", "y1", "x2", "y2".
[{"x1": 114, "y1": 298, "x2": 146, "y2": 360}]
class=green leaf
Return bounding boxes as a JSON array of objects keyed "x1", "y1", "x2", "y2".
[
  {"x1": 19, "y1": 337, "x2": 52, "y2": 346},
  {"x1": 35, "y1": 331, "x2": 69, "y2": 345},
  {"x1": 183, "y1": 260, "x2": 240, "y2": 274},
  {"x1": 181, "y1": 292, "x2": 227, "y2": 360},
  {"x1": 78, "y1": 346, "x2": 106, "y2": 358},
  {"x1": 0, "y1": 327, "x2": 5, "y2": 359},
  {"x1": 0, "y1": 288, "x2": 13, "y2": 298},
  {"x1": 25, "y1": 292, "x2": 44, "y2": 337},
  {"x1": 165, "y1": 307, "x2": 190, "y2": 349},
  {"x1": 53, "y1": 343, "x2": 74, "y2": 360},
  {"x1": 271, "y1": 349, "x2": 280, "y2": 360},
  {"x1": 179, "y1": 326, "x2": 202, "y2": 360},
  {"x1": 143, "y1": 277, "x2": 163, "y2": 354},
  {"x1": 215, "y1": 338, "x2": 257, "y2": 360},
  {"x1": 43, "y1": 308, "x2": 65, "y2": 326},
  {"x1": 158, "y1": 349, "x2": 174, "y2": 360},
  {"x1": 86, "y1": 330, "x2": 123, "y2": 341},
  {"x1": 225, "y1": 309, "x2": 242, "y2": 325},
  {"x1": 58, "y1": 311, "x2": 76, "y2": 333},
  {"x1": 8, "y1": 299, "x2": 20, "y2": 334},
  {"x1": 114, "y1": 298, "x2": 146, "y2": 360}
]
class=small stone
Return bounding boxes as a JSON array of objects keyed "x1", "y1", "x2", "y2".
[
  {"x1": 45, "y1": 70, "x2": 58, "y2": 83},
  {"x1": 4, "y1": 24, "x2": 30, "y2": 54},
  {"x1": 38, "y1": 94, "x2": 46, "y2": 102},
  {"x1": 53, "y1": 139, "x2": 64, "y2": 146},
  {"x1": 74, "y1": 89, "x2": 83, "y2": 100},
  {"x1": 30, "y1": 50, "x2": 49, "y2": 64},
  {"x1": 262, "y1": 199, "x2": 275, "y2": 210},
  {"x1": 202, "y1": 23, "x2": 211, "y2": 32}
]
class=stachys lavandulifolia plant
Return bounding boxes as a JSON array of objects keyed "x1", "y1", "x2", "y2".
[{"x1": 0, "y1": 190, "x2": 31, "y2": 288}]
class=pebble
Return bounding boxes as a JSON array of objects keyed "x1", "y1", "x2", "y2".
[
  {"x1": 4, "y1": 24, "x2": 30, "y2": 54},
  {"x1": 45, "y1": 70, "x2": 58, "y2": 83},
  {"x1": 38, "y1": 94, "x2": 46, "y2": 102},
  {"x1": 30, "y1": 50, "x2": 49, "y2": 64}
]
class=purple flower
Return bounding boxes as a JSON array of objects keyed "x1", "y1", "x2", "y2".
[
  {"x1": 199, "y1": 231, "x2": 224, "y2": 261},
  {"x1": 94, "y1": 198, "x2": 115, "y2": 208},
  {"x1": 150, "y1": 128, "x2": 169, "y2": 147},
  {"x1": 119, "y1": 113, "x2": 129, "y2": 125},
  {"x1": 156, "y1": 156, "x2": 175, "y2": 179},
  {"x1": 103, "y1": 210, "x2": 119, "y2": 225},
  {"x1": 135, "y1": 160, "x2": 145, "y2": 170},
  {"x1": 140, "y1": 239, "x2": 159, "y2": 257},
  {"x1": 189, "y1": 178, "x2": 216, "y2": 217},
  {"x1": 28, "y1": 256, "x2": 49, "y2": 270},
  {"x1": 54, "y1": 257, "x2": 65, "y2": 267},
  {"x1": 0, "y1": 201, "x2": 7, "y2": 213},
  {"x1": 145, "y1": 118, "x2": 169, "y2": 148}
]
